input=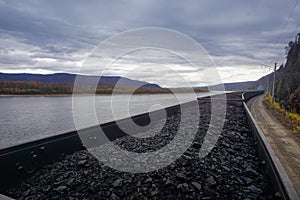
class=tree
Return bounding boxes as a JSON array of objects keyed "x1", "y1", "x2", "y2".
[{"x1": 285, "y1": 41, "x2": 295, "y2": 56}]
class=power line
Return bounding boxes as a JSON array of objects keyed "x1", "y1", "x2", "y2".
[{"x1": 270, "y1": 0, "x2": 299, "y2": 66}]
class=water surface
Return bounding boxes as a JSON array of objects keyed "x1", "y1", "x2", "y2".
[{"x1": 0, "y1": 92, "x2": 219, "y2": 148}]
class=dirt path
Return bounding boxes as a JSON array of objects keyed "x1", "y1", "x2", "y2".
[{"x1": 248, "y1": 94, "x2": 300, "y2": 195}]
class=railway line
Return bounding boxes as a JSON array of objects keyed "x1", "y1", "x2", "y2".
[{"x1": 0, "y1": 91, "x2": 298, "y2": 199}]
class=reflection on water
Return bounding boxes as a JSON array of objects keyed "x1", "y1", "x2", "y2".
[{"x1": 0, "y1": 92, "x2": 219, "y2": 148}]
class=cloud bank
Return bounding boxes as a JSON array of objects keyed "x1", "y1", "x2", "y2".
[{"x1": 0, "y1": 0, "x2": 299, "y2": 86}]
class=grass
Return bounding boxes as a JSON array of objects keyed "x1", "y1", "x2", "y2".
[{"x1": 263, "y1": 94, "x2": 300, "y2": 132}]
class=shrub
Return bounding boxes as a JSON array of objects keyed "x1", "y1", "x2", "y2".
[{"x1": 263, "y1": 94, "x2": 300, "y2": 133}]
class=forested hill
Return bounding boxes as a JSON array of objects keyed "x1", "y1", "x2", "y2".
[
  {"x1": 253, "y1": 33, "x2": 300, "y2": 114},
  {"x1": 0, "y1": 73, "x2": 160, "y2": 88}
]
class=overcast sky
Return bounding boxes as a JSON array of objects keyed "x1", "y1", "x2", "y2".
[{"x1": 0, "y1": 0, "x2": 299, "y2": 86}]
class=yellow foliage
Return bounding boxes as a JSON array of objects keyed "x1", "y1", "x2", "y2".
[
  {"x1": 263, "y1": 94, "x2": 300, "y2": 133},
  {"x1": 273, "y1": 102, "x2": 281, "y2": 110}
]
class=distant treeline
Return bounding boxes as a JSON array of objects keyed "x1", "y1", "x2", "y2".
[
  {"x1": 0, "y1": 80, "x2": 208, "y2": 95},
  {"x1": 0, "y1": 81, "x2": 73, "y2": 94}
]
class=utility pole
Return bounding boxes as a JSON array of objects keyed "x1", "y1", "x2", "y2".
[
  {"x1": 261, "y1": 63, "x2": 272, "y2": 94},
  {"x1": 266, "y1": 76, "x2": 269, "y2": 94},
  {"x1": 271, "y1": 62, "x2": 277, "y2": 104}
]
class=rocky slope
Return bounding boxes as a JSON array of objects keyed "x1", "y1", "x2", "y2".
[{"x1": 253, "y1": 33, "x2": 300, "y2": 114}]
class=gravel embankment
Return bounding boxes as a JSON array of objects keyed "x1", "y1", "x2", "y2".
[{"x1": 5, "y1": 96, "x2": 279, "y2": 199}]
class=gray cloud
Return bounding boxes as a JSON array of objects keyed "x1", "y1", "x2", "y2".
[{"x1": 0, "y1": 0, "x2": 299, "y2": 85}]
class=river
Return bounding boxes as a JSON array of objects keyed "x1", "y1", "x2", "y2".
[{"x1": 0, "y1": 92, "x2": 221, "y2": 148}]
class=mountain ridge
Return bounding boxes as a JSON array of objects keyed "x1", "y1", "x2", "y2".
[{"x1": 0, "y1": 72, "x2": 160, "y2": 88}]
